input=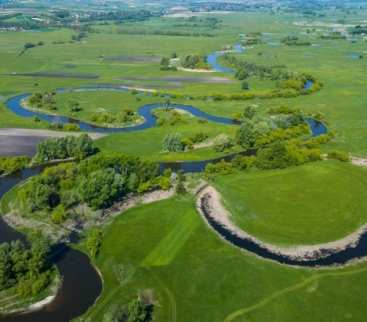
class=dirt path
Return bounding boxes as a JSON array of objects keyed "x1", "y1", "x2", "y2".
[
  {"x1": 196, "y1": 185, "x2": 367, "y2": 262},
  {"x1": 351, "y1": 157, "x2": 367, "y2": 167}
]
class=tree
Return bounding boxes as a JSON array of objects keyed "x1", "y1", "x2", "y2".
[
  {"x1": 79, "y1": 168, "x2": 126, "y2": 209},
  {"x1": 241, "y1": 81, "x2": 250, "y2": 90},
  {"x1": 127, "y1": 297, "x2": 149, "y2": 322},
  {"x1": 243, "y1": 105, "x2": 256, "y2": 120},
  {"x1": 69, "y1": 100, "x2": 82, "y2": 113},
  {"x1": 236, "y1": 119, "x2": 256, "y2": 149},
  {"x1": 86, "y1": 229, "x2": 103, "y2": 259},
  {"x1": 162, "y1": 133, "x2": 184, "y2": 152},
  {"x1": 176, "y1": 171, "x2": 186, "y2": 194}
]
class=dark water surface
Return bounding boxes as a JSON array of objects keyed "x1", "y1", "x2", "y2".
[
  {"x1": 200, "y1": 197, "x2": 367, "y2": 267},
  {"x1": 0, "y1": 168, "x2": 102, "y2": 322}
]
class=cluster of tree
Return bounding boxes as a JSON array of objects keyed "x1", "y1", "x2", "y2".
[
  {"x1": 181, "y1": 54, "x2": 209, "y2": 70},
  {"x1": 19, "y1": 41, "x2": 44, "y2": 56},
  {"x1": 222, "y1": 54, "x2": 294, "y2": 81},
  {"x1": 103, "y1": 295, "x2": 153, "y2": 322},
  {"x1": 79, "y1": 9, "x2": 160, "y2": 24},
  {"x1": 0, "y1": 13, "x2": 45, "y2": 30},
  {"x1": 205, "y1": 156, "x2": 255, "y2": 176},
  {"x1": 189, "y1": 2, "x2": 254, "y2": 12},
  {"x1": 255, "y1": 140, "x2": 321, "y2": 169},
  {"x1": 320, "y1": 31, "x2": 346, "y2": 40},
  {"x1": 160, "y1": 57, "x2": 177, "y2": 71},
  {"x1": 18, "y1": 153, "x2": 168, "y2": 222},
  {"x1": 116, "y1": 28, "x2": 214, "y2": 38},
  {"x1": 29, "y1": 91, "x2": 57, "y2": 111},
  {"x1": 162, "y1": 132, "x2": 209, "y2": 152},
  {"x1": 33, "y1": 134, "x2": 97, "y2": 164},
  {"x1": 147, "y1": 76, "x2": 321, "y2": 102},
  {"x1": 349, "y1": 25, "x2": 367, "y2": 35},
  {"x1": 243, "y1": 32, "x2": 263, "y2": 45},
  {"x1": 0, "y1": 235, "x2": 52, "y2": 297},
  {"x1": 162, "y1": 133, "x2": 185, "y2": 152},
  {"x1": 205, "y1": 138, "x2": 322, "y2": 176},
  {"x1": 235, "y1": 105, "x2": 310, "y2": 150},
  {"x1": 172, "y1": 16, "x2": 221, "y2": 30},
  {"x1": 155, "y1": 109, "x2": 186, "y2": 127},
  {"x1": 281, "y1": 36, "x2": 311, "y2": 46},
  {"x1": 48, "y1": 122, "x2": 80, "y2": 132},
  {"x1": 0, "y1": 156, "x2": 30, "y2": 176},
  {"x1": 90, "y1": 109, "x2": 140, "y2": 125}
]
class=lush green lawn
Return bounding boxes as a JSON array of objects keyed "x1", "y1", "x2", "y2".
[
  {"x1": 214, "y1": 161, "x2": 367, "y2": 245},
  {"x1": 80, "y1": 196, "x2": 367, "y2": 322}
]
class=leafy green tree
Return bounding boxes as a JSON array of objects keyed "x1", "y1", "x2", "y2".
[
  {"x1": 162, "y1": 133, "x2": 184, "y2": 152},
  {"x1": 236, "y1": 119, "x2": 256, "y2": 149},
  {"x1": 86, "y1": 229, "x2": 103, "y2": 259},
  {"x1": 241, "y1": 81, "x2": 250, "y2": 90},
  {"x1": 69, "y1": 100, "x2": 82, "y2": 113},
  {"x1": 127, "y1": 297, "x2": 149, "y2": 322},
  {"x1": 243, "y1": 105, "x2": 256, "y2": 120},
  {"x1": 79, "y1": 168, "x2": 126, "y2": 209}
]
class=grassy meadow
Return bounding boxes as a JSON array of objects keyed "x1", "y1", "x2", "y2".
[
  {"x1": 214, "y1": 161, "x2": 367, "y2": 245},
  {"x1": 80, "y1": 196, "x2": 367, "y2": 322},
  {"x1": 2, "y1": 9, "x2": 367, "y2": 322}
]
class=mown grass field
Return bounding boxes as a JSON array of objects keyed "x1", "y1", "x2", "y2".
[
  {"x1": 213, "y1": 161, "x2": 367, "y2": 245},
  {"x1": 80, "y1": 196, "x2": 367, "y2": 322}
]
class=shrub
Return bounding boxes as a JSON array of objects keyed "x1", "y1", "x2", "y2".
[
  {"x1": 51, "y1": 204, "x2": 67, "y2": 224},
  {"x1": 0, "y1": 156, "x2": 30, "y2": 176},
  {"x1": 86, "y1": 229, "x2": 103, "y2": 259},
  {"x1": 327, "y1": 150, "x2": 350, "y2": 162},
  {"x1": 205, "y1": 160, "x2": 233, "y2": 176},
  {"x1": 63, "y1": 123, "x2": 80, "y2": 132},
  {"x1": 232, "y1": 155, "x2": 256, "y2": 170}
]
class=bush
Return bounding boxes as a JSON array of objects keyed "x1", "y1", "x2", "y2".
[
  {"x1": 63, "y1": 123, "x2": 80, "y2": 132},
  {"x1": 51, "y1": 204, "x2": 67, "y2": 224},
  {"x1": 86, "y1": 229, "x2": 103, "y2": 259},
  {"x1": 232, "y1": 155, "x2": 256, "y2": 170},
  {"x1": 327, "y1": 150, "x2": 350, "y2": 162},
  {"x1": 0, "y1": 156, "x2": 30, "y2": 176},
  {"x1": 205, "y1": 160, "x2": 234, "y2": 176}
]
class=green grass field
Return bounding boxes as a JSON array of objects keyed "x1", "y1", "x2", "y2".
[
  {"x1": 213, "y1": 161, "x2": 367, "y2": 245},
  {"x1": 81, "y1": 196, "x2": 367, "y2": 322},
  {"x1": 0, "y1": 11, "x2": 366, "y2": 158}
]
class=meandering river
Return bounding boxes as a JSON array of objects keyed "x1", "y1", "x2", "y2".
[{"x1": 0, "y1": 44, "x2": 329, "y2": 321}]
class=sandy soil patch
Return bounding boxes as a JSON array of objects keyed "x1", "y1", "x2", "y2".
[
  {"x1": 177, "y1": 67, "x2": 215, "y2": 73},
  {"x1": 351, "y1": 157, "x2": 367, "y2": 167}
]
